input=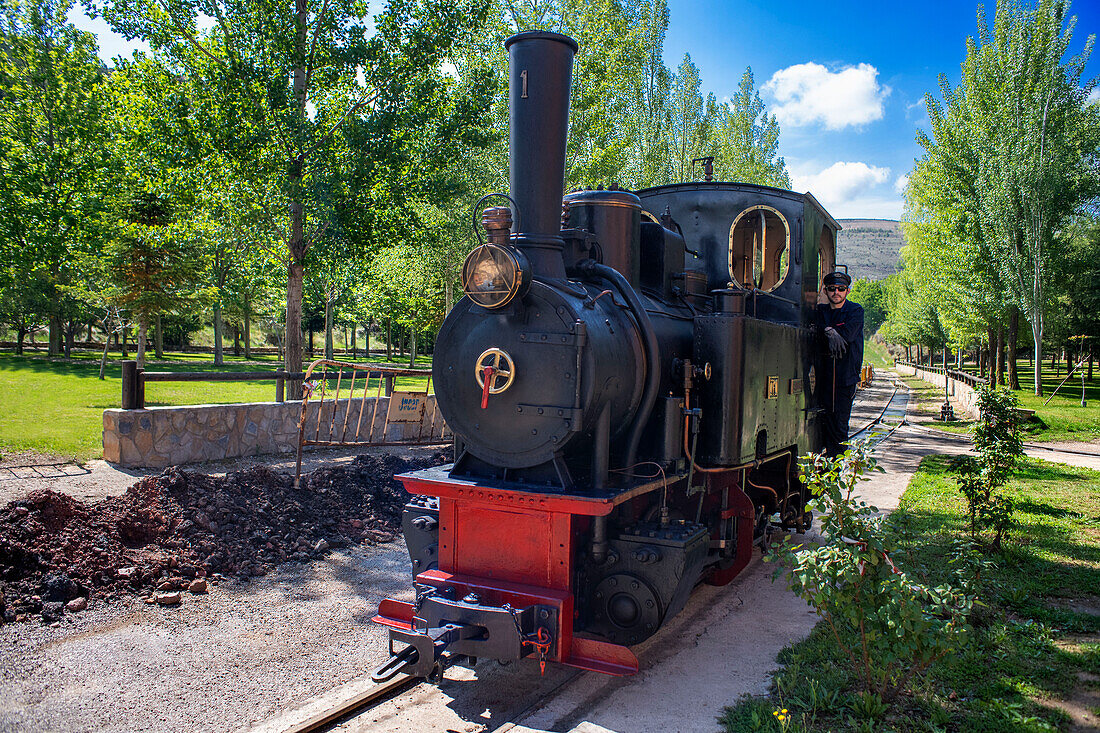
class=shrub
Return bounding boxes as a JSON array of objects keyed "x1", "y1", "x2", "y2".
[
  {"x1": 769, "y1": 440, "x2": 974, "y2": 704},
  {"x1": 957, "y1": 386, "x2": 1024, "y2": 550}
]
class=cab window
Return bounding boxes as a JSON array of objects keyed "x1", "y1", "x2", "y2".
[{"x1": 728, "y1": 206, "x2": 790, "y2": 291}]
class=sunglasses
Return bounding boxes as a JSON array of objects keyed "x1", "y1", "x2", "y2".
[{"x1": 825, "y1": 285, "x2": 848, "y2": 293}]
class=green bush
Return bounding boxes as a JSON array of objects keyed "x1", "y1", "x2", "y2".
[
  {"x1": 957, "y1": 386, "x2": 1024, "y2": 550},
  {"x1": 769, "y1": 440, "x2": 975, "y2": 704}
]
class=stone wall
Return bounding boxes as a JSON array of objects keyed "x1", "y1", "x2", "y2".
[
  {"x1": 894, "y1": 363, "x2": 980, "y2": 418},
  {"x1": 102, "y1": 395, "x2": 446, "y2": 468}
]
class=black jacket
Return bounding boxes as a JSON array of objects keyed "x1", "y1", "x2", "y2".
[{"x1": 816, "y1": 301, "x2": 865, "y2": 387}]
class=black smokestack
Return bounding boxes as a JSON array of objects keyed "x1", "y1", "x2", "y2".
[{"x1": 504, "y1": 31, "x2": 578, "y2": 278}]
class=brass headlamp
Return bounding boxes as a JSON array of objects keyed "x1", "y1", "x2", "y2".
[{"x1": 462, "y1": 207, "x2": 531, "y2": 309}]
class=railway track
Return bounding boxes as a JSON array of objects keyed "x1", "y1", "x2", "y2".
[
  {"x1": 251, "y1": 375, "x2": 915, "y2": 733},
  {"x1": 849, "y1": 376, "x2": 910, "y2": 448}
]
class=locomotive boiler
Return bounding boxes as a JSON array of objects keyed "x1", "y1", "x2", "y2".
[{"x1": 371, "y1": 30, "x2": 841, "y2": 682}]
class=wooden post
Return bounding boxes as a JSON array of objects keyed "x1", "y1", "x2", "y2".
[
  {"x1": 121, "y1": 360, "x2": 138, "y2": 409},
  {"x1": 276, "y1": 368, "x2": 286, "y2": 403},
  {"x1": 384, "y1": 374, "x2": 395, "y2": 397}
]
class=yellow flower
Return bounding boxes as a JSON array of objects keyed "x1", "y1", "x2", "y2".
[{"x1": 781, "y1": 709, "x2": 788, "y2": 714}]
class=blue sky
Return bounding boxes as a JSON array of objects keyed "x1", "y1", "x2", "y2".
[
  {"x1": 70, "y1": 1, "x2": 1100, "y2": 220},
  {"x1": 663, "y1": 0, "x2": 1100, "y2": 219}
]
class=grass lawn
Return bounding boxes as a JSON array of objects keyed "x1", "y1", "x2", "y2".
[
  {"x1": 0, "y1": 349, "x2": 435, "y2": 461},
  {"x1": 719, "y1": 455, "x2": 1100, "y2": 732},
  {"x1": 901, "y1": 360, "x2": 1100, "y2": 443},
  {"x1": 863, "y1": 339, "x2": 893, "y2": 370}
]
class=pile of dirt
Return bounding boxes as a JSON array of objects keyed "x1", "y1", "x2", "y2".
[{"x1": 0, "y1": 452, "x2": 446, "y2": 623}]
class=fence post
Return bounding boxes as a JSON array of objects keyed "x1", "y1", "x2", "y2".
[
  {"x1": 136, "y1": 367, "x2": 145, "y2": 409},
  {"x1": 275, "y1": 368, "x2": 286, "y2": 403},
  {"x1": 121, "y1": 360, "x2": 137, "y2": 409},
  {"x1": 384, "y1": 374, "x2": 395, "y2": 396}
]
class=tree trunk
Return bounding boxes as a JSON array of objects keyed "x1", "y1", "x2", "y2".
[
  {"x1": 243, "y1": 301, "x2": 252, "y2": 360},
  {"x1": 1034, "y1": 324, "x2": 1044, "y2": 397},
  {"x1": 48, "y1": 314, "x2": 61, "y2": 356},
  {"x1": 213, "y1": 303, "x2": 224, "y2": 366},
  {"x1": 1089, "y1": 354, "x2": 1094, "y2": 381},
  {"x1": 1065, "y1": 348, "x2": 1072, "y2": 375},
  {"x1": 324, "y1": 299, "x2": 334, "y2": 360},
  {"x1": 121, "y1": 327, "x2": 129, "y2": 359},
  {"x1": 350, "y1": 322, "x2": 357, "y2": 357},
  {"x1": 232, "y1": 324, "x2": 240, "y2": 357},
  {"x1": 996, "y1": 325, "x2": 1005, "y2": 388},
  {"x1": 1007, "y1": 309, "x2": 1019, "y2": 390},
  {"x1": 408, "y1": 329, "x2": 417, "y2": 368},
  {"x1": 136, "y1": 318, "x2": 148, "y2": 369},
  {"x1": 98, "y1": 329, "x2": 110, "y2": 379},
  {"x1": 16, "y1": 328, "x2": 25, "y2": 355},
  {"x1": 285, "y1": 257, "x2": 304, "y2": 399},
  {"x1": 282, "y1": 0, "x2": 309, "y2": 400},
  {"x1": 385, "y1": 319, "x2": 392, "y2": 361},
  {"x1": 154, "y1": 313, "x2": 163, "y2": 359},
  {"x1": 987, "y1": 327, "x2": 997, "y2": 387}
]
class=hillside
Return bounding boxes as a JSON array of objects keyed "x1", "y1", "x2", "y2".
[{"x1": 836, "y1": 219, "x2": 905, "y2": 282}]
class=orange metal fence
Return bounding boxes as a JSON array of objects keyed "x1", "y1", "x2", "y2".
[{"x1": 294, "y1": 359, "x2": 450, "y2": 486}]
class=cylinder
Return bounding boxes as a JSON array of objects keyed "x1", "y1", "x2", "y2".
[{"x1": 505, "y1": 31, "x2": 578, "y2": 277}]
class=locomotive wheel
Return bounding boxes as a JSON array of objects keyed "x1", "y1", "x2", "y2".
[{"x1": 589, "y1": 573, "x2": 663, "y2": 646}]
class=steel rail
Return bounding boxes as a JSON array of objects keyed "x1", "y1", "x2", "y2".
[
  {"x1": 263, "y1": 673, "x2": 420, "y2": 733},
  {"x1": 848, "y1": 381, "x2": 901, "y2": 440}
]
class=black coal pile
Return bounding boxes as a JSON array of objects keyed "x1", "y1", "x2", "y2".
[{"x1": 0, "y1": 452, "x2": 446, "y2": 623}]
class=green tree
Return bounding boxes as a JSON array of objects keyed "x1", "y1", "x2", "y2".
[
  {"x1": 915, "y1": 0, "x2": 1100, "y2": 394},
  {"x1": 97, "y1": 0, "x2": 492, "y2": 394},
  {"x1": 668, "y1": 53, "x2": 708, "y2": 182},
  {"x1": 848, "y1": 278, "x2": 887, "y2": 336},
  {"x1": 102, "y1": 193, "x2": 208, "y2": 368},
  {"x1": 713, "y1": 67, "x2": 790, "y2": 188},
  {"x1": 0, "y1": 0, "x2": 110, "y2": 356}
]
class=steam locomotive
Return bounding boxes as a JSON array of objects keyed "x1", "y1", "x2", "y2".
[{"x1": 371, "y1": 31, "x2": 840, "y2": 682}]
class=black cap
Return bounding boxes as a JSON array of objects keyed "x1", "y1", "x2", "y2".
[{"x1": 823, "y1": 271, "x2": 851, "y2": 287}]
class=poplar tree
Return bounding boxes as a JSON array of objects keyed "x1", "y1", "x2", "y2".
[
  {"x1": 911, "y1": 0, "x2": 1100, "y2": 395},
  {"x1": 714, "y1": 68, "x2": 790, "y2": 189}
]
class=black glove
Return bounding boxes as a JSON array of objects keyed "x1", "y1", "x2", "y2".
[{"x1": 824, "y1": 327, "x2": 848, "y2": 359}]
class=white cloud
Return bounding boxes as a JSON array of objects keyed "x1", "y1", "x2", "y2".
[
  {"x1": 1088, "y1": 87, "x2": 1100, "y2": 104},
  {"x1": 790, "y1": 161, "x2": 899, "y2": 219},
  {"x1": 894, "y1": 174, "x2": 910, "y2": 195},
  {"x1": 763, "y1": 62, "x2": 889, "y2": 130},
  {"x1": 792, "y1": 161, "x2": 890, "y2": 200}
]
